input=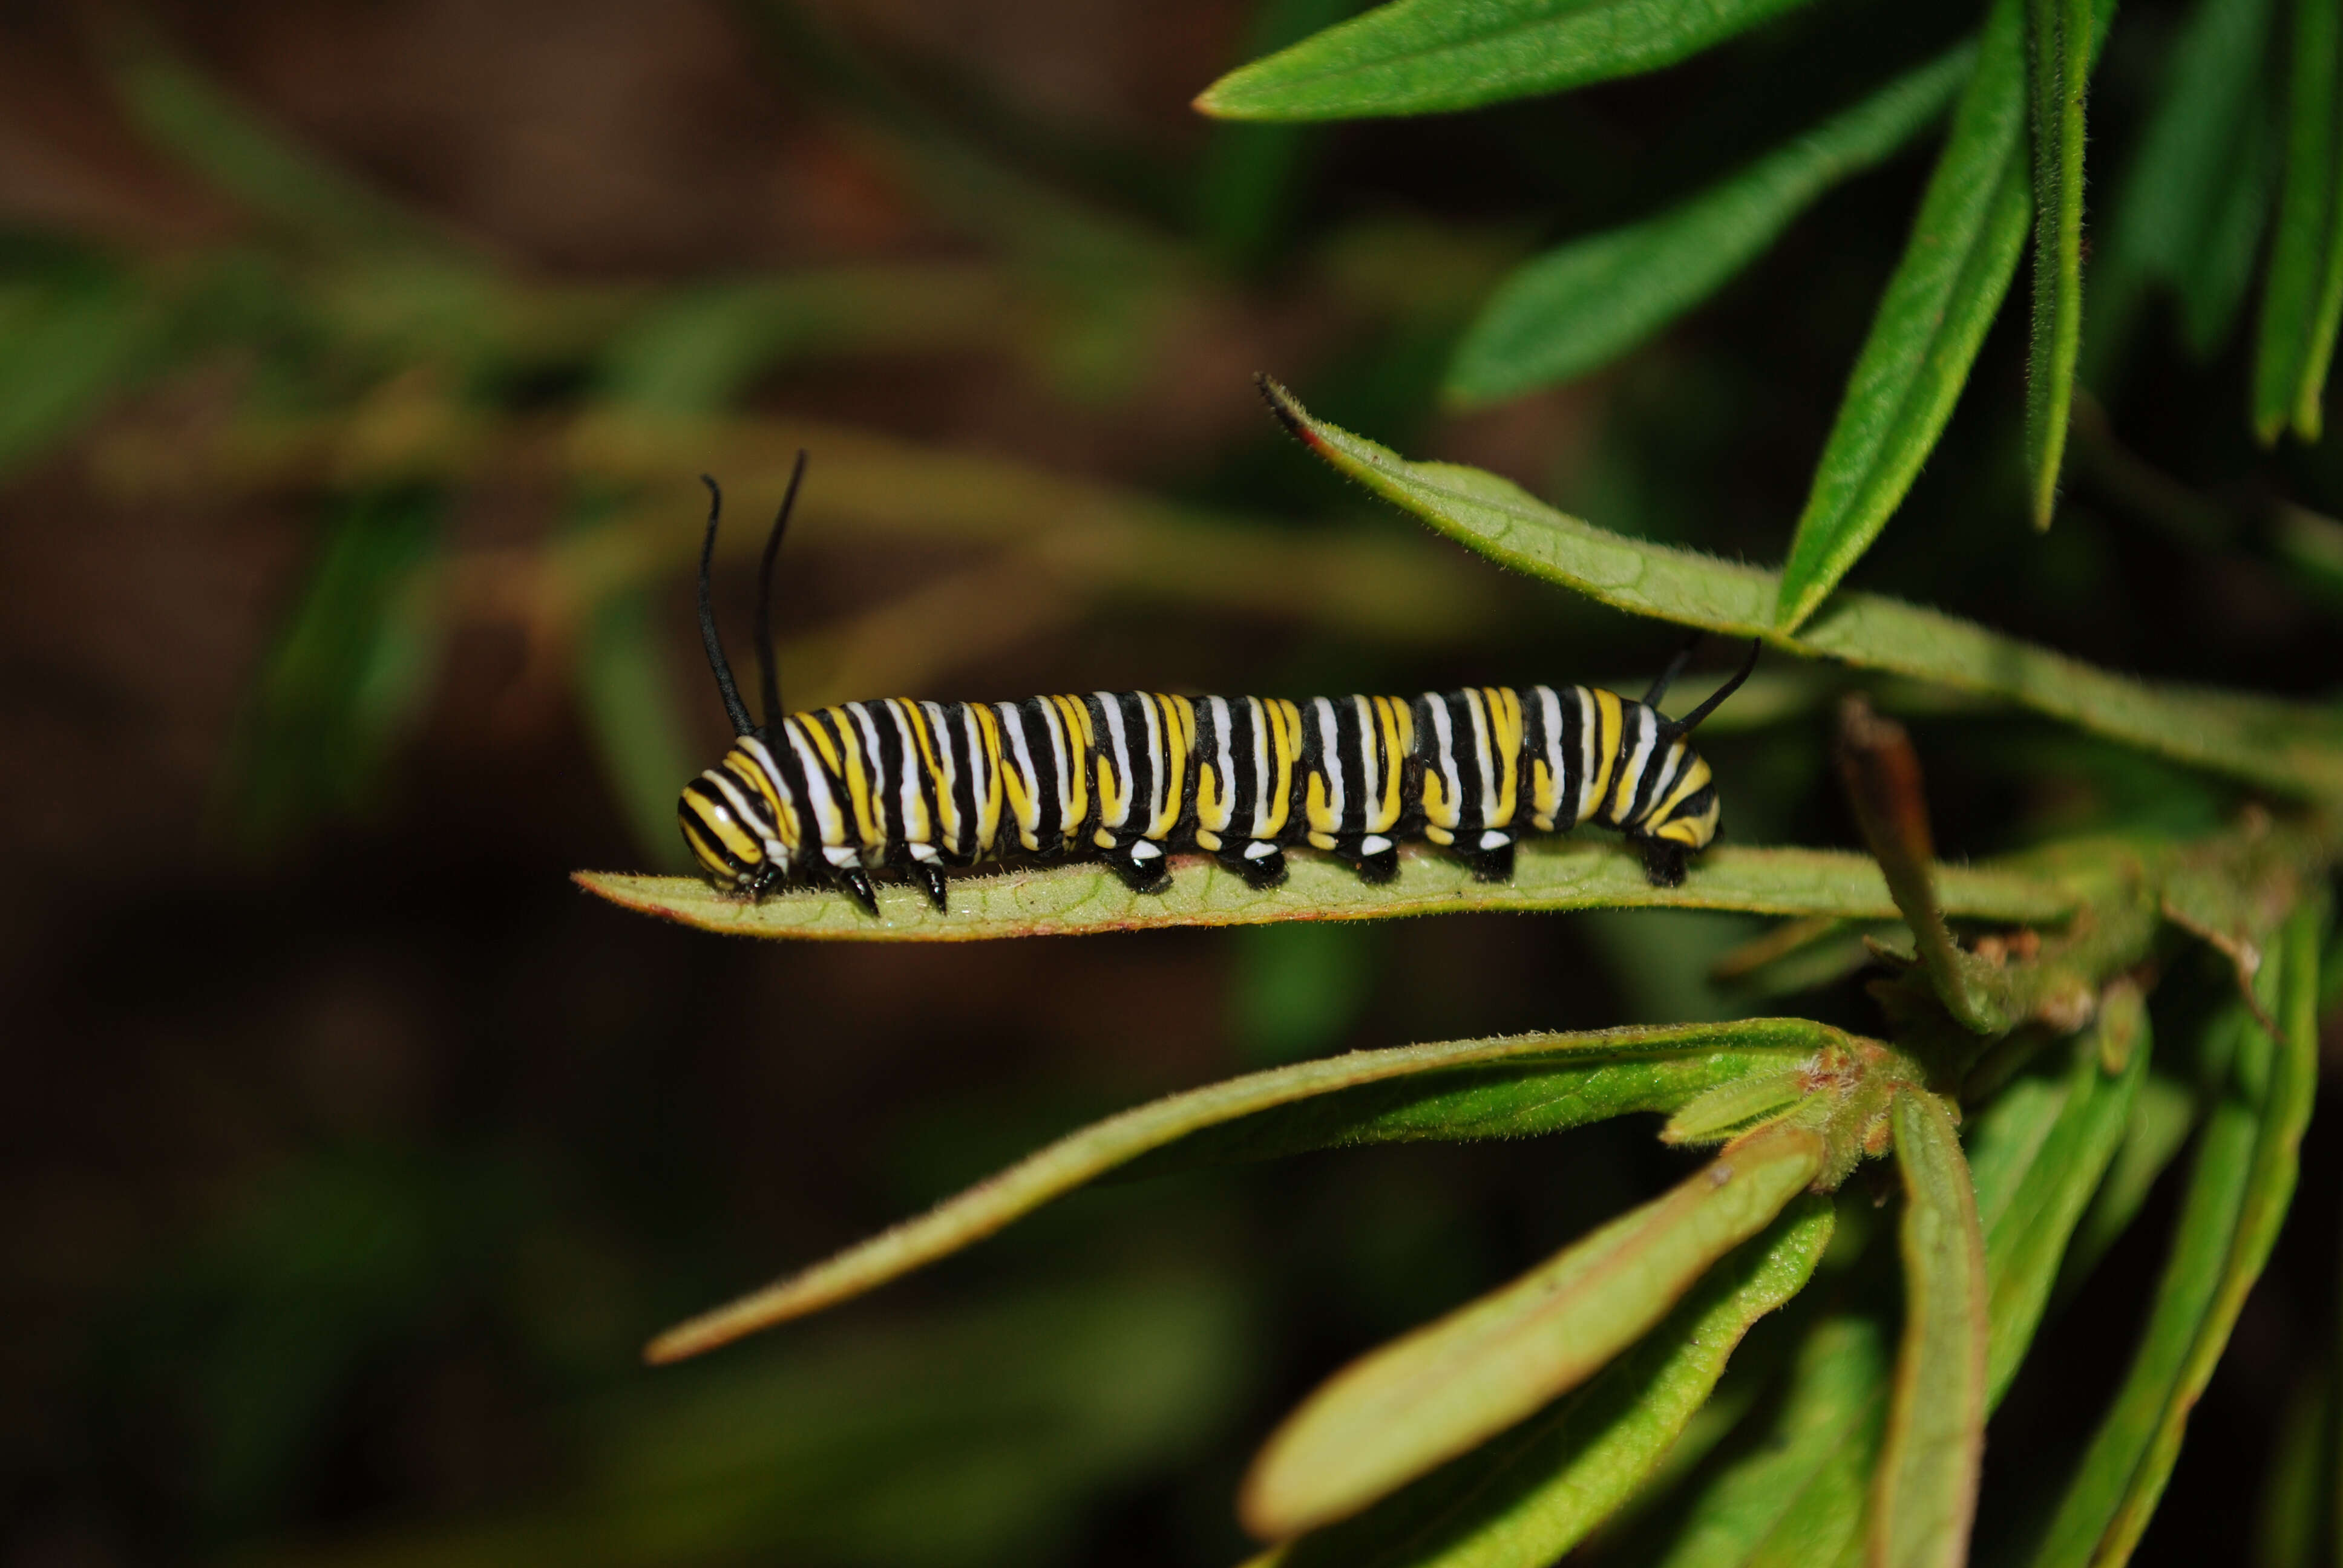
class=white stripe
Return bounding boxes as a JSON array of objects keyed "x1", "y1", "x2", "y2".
[
  {"x1": 1464, "y1": 688, "x2": 1495, "y2": 823},
  {"x1": 1427, "y1": 694, "x2": 1460, "y2": 828},
  {"x1": 1206, "y1": 696, "x2": 1235, "y2": 833},
  {"x1": 1536, "y1": 685, "x2": 1564, "y2": 829},
  {"x1": 1141, "y1": 694, "x2": 1165, "y2": 832},
  {"x1": 887, "y1": 701, "x2": 928, "y2": 844},
  {"x1": 1352, "y1": 694, "x2": 1378, "y2": 832},
  {"x1": 1040, "y1": 699, "x2": 1074, "y2": 828},
  {"x1": 1611, "y1": 707, "x2": 1658, "y2": 824},
  {"x1": 847, "y1": 702, "x2": 891, "y2": 845},
  {"x1": 1096, "y1": 693, "x2": 1132, "y2": 828},
  {"x1": 1313, "y1": 697, "x2": 1343, "y2": 824}
]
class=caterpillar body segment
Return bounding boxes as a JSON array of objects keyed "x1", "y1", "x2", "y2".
[{"x1": 675, "y1": 466, "x2": 1751, "y2": 916}]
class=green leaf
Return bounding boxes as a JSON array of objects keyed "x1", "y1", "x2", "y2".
[
  {"x1": 220, "y1": 489, "x2": 444, "y2": 844},
  {"x1": 2028, "y1": 901, "x2": 2326, "y2": 1567},
  {"x1": 2252, "y1": 1374, "x2": 2329, "y2": 1568},
  {"x1": 1646, "y1": 1311, "x2": 1890, "y2": 1568},
  {"x1": 1240, "y1": 1121, "x2": 1827, "y2": 1538},
  {"x1": 0, "y1": 258, "x2": 166, "y2": 480},
  {"x1": 1445, "y1": 47, "x2": 1973, "y2": 404},
  {"x1": 2053, "y1": 1068, "x2": 2197, "y2": 1301},
  {"x1": 1256, "y1": 1197, "x2": 1835, "y2": 1567},
  {"x1": 1258, "y1": 379, "x2": 2343, "y2": 800},
  {"x1": 573, "y1": 586, "x2": 698, "y2": 874},
  {"x1": 646, "y1": 1019, "x2": 1853, "y2": 1362},
  {"x1": 1870, "y1": 1090, "x2": 1988, "y2": 1568},
  {"x1": 575, "y1": 841, "x2": 2076, "y2": 942},
  {"x1": 2253, "y1": 0, "x2": 2341, "y2": 443},
  {"x1": 2022, "y1": 0, "x2": 2098, "y2": 527},
  {"x1": 1193, "y1": 0, "x2": 1818, "y2": 122},
  {"x1": 1981, "y1": 982, "x2": 2148, "y2": 1405},
  {"x1": 1774, "y1": 0, "x2": 2033, "y2": 629},
  {"x1": 2093, "y1": 0, "x2": 2281, "y2": 361}
]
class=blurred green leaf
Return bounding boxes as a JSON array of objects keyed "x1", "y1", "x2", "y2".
[
  {"x1": 2252, "y1": 1374, "x2": 2331, "y2": 1568},
  {"x1": 646, "y1": 1018, "x2": 1856, "y2": 1362},
  {"x1": 2022, "y1": 0, "x2": 2097, "y2": 528},
  {"x1": 576, "y1": 840, "x2": 2077, "y2": 942},
  {"x1": 2028, "y1": 901, "x2": 2325, "y2": 1567},
  {"x1": 2253, "y1": 0, "x2": 2342, "y2": 442},
  {"x1": 1194, "y1": 0, "x2": 1818, "y2": 121},
  {"x1": 1645, "y1": 1310, "x2": 1889, "y2": 1568},
  {"x1": 1257, "y1": 378, "x2": 2343, "y2": 799},
  {"x1": 278, "y1": 1278, "x2": 1250, "y2": 1568},
  {"x1": 2093, "y1": 0, "x2": 2279, "y2": 362},
  {"x1": 2053, "y1": 1067, "x2": 2199, "y2": 1304},
  {"x1": 1775, "y1": 0, "x2": 2031, "y2": 630},
  {"x1": 1231, "y1": 921, "x2": 1375, "y2": 1064},
  {"x1": 1446, "y1": 46, "x2": 1973, "y2": 406},
  {"x1": 1980, "y1": 982, "x2": 2147, "y2": 1404},
  {"x1": 103, "y1": 22, "x2": 459, "y2": 256},
  {"x1": 1239, "y1": 1122, "x2": 1827, "y2": 1538},
  {"x1": 573, "y1": 585, "x2": 698, "y2": 874},
  {"x1": 223, "y1": 488, "x2": 443, "y2": 844},
  {"x1": 1255, "y1": 1196, "x2": 1834, "y2": 1567},
  {"x1": 1870, "y1": 1090, "x2": 1988, "y2": 1568},
  {"x1": 0, "y1": 253, "x2": 166, "y2": 479},
  {"x1": 1199, "y1": 0, "x2": 1363, "y2": 270}
]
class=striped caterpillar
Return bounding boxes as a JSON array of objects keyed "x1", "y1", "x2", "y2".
[{"x1": 677, "y1": 461, "x2": 1756, "y2": 914}]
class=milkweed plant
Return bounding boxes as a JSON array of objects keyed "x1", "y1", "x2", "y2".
[{"x1": 577, "y1": 1, "x2": 2343, "y2": 1565}]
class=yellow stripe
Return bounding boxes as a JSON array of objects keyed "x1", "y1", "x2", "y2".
[
  {"x1": 1264, "y1": 698, "x2": 1301, "y2": 838},
  {"x1": 996, "y1": 706, "x2": 1041, "y2": 851},
  {"x1": 827, "y1": 709, "x2": 885, "y2": 850},
  {"x1": 1485, "y1": 687, "x2": 1522, "y2": 828},
  {"x1": 1583, "y1": 689, "x2": 1622, "y2": 823},
  {"x1": 1196, "y1": 706, "x2": 1224, "y2": 830},
  {"x1": 971, "y1": 704, "x2": 1005, "y2": 856},
  {"x1": 1153, "y1": 693, "x2": 1194, "y2": 840},
  {"x1": 897, "y1": 699, "x2": 946, "y2": 846},
  {"x1": 689, "y1": 788, "x2": 762, "y2": 863},
  {"x1": 1372, "y1": 695, "x2": 1407, "y2": 833},
  {"x1": 1651, "y1": 750, "x2": 1713, "y2": 827},
  {"x1": 1052, "y1": 694, "x2": 1093, "y2": 836}
]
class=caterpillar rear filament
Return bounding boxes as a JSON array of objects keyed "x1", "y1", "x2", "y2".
[{"x1": 677, "y1": 460, "x2": 1757, "y2": 915}]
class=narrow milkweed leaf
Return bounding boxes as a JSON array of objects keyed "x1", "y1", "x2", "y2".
[
  {"x1": 2088, "y1": 901, "x2": 2324, "y2": 1563},
  {"x1": 1193, "y1": 0, "x2": 1818, "y2": 122},
  {"x1": 644, "y1": 1019, "x2": 1851, "y2": 1363},
  {"x1": 2093, "y1": 0, "x2": 2280, "y2": 363},
  {"x1": 1645, "y1": 1311, "x2": 1890, "y2": 1568},
  {"x1": 2253, "y1": 0, "x2": 2341, "y2": 443},
  {"x1": 2028, "y1": 902, "x2": 2324, "y2": 1567},
  {"x1": 1253, "y1": 1197, "x2": 1835, "y2": 1568},
  {"x1": 1446, "y1": 47, "x2": 1973, "y2": 405},
  {"x1": 575, "y1": 841, "x2": 2076, "y2": 942},
  {"x1": 2022, "y1": 0, "x2": 2098, "y2": 528},
  {"x1": 2296, "y1": 34, "x2": 2343, "y2": 437},
  {"x1": 1981, "y1": 982, "x2": 2148, "y2": 1405},
  {"x1": 1257, "y1": 379, "x2": 2343, "y2": 799},
  {"x1": 1774, "y1": 0, "x2": 2032, "y2": 630},
  {"x1": 1870, "y1": 1090, "x2": 1989, "y2": 1568},
  {"x1": 2250, "y1": 1374, "x2": 2329, "y2": 1568},
  {"x1": 1240, "y1": 1122, "x2": 1828, "y2": 1540}
]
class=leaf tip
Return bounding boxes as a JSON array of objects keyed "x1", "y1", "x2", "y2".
[{"x1": 1256, "y1": 373, "x2": 1318, "y2": 447}]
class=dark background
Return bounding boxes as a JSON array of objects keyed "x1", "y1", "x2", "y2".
[{"x1": 2, "y1": 2, "x2": 2338, "y2": 1564}]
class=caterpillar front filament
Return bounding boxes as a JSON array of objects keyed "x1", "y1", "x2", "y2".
[{"x1": 678, "y1": 463, "x2": 1757, "y2": 914}]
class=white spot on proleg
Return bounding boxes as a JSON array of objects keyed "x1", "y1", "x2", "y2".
[
  {"x1": 1479, "y1": 830, "x2": 1511, "y2": 851},
  {"x1": 1360, "y1": 834, "x2": 1392, "y2": 855},
  {"x1": 1243, "y1": 840, "x2": 1278, "y2": 860},
  {"x1": 1129, "y1": 840, "x2": 1162, "y2": 861}
]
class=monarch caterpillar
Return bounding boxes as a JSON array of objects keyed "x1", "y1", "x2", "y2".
[{"x1": 678, "y1": 458, "x2": 1757, "y2": 914}]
